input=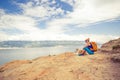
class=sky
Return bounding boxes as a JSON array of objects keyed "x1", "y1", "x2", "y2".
[{"x1": 0, "y1": 0, "x2": 120, "y2": 43}]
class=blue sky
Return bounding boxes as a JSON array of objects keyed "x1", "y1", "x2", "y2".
[{"x1": 0, "y1": 0, "x2": 120, "y2": 43}]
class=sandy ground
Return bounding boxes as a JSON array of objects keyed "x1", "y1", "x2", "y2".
[{"x1": 0, "y1": 52, "x2": 120, "y2": 80}]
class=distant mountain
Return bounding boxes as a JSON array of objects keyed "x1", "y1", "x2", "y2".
[{"x1": 0, "y1": 41, "x2": 84, "y2": 48}]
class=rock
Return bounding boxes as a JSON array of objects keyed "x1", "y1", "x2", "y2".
[
  {"x1": 100, "y1": 38, "x2": 120, "y2": 54},
  {"x1": 112, "y1": 45, "x2": 120, "y2": 53},
  {"x1": 100, "y1": 38, "x2": 120, "y2": 63},
  {"x1": 111, "y1": 54, "x2": 120, "y2": 63}
]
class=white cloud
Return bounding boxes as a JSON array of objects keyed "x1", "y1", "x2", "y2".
[
  {"x1": 77, "y1": 34, "x2": 119, "y2": 43},
  {"x1": 0, "y1": 29, "x2": 119, "y2": 43},
  {"x1": 0, "y1": 14, "x2": 39, "y2": 32},
  {"x1": 19, "y1": 0, "x2": 64, "y2": 19},
  {"x1": 20, "y1": 1, "x2": 48, "y2": 18},
  {"x1": 0, "y1": 32, "x2": 10, "y2": 41},
  {"x1": 48, "y1": 0, "x2": 120, "y2": 28},
  {"x1": 0, "y1": 9, "x2": 5, "y2": 16},
  {"x1": 24, "y1": 6, "x2": 48, "y2": 18},
  {"x1": 0, "y1": 0, "x2": 120, "y2": 43}
]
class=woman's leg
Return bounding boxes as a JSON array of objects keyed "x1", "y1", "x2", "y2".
[
  {"x1": 78, "y1": 50, "x2": 87, "y2": 56},
  {"x1": 83, "y1": 47, "x2": 94, "y2": 55},
  {"x1": 81, "y1": 50, "x2": 86, "y2": 54}
]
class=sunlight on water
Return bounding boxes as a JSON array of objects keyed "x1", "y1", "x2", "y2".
[{"x1": 0, "y1": 45, "x2": 82, "y2": 65}]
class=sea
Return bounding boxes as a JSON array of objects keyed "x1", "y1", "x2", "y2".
[{"x1": 0, "y1": 41, "x2": 101, "y2": 65}]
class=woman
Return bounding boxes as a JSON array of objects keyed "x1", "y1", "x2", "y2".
[{"x1": 77, "y1": 38, "x2": 94, "y2": 56}]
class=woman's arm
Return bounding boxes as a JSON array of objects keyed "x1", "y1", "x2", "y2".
[{"x1": 85, "y1": 42, "x2": 91, "y2": 47}]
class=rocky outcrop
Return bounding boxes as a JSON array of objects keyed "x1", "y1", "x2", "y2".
[
  {"x1": 100, "y1": 38, "x2": 120, "y2": 63},
  {"x1": 100, "y1": 38, "x2": 120, "y2": 53}
]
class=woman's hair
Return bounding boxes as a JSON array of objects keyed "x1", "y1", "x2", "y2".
[{"x1": 85, "y1": 38, "x2": 90, "y2": 42}]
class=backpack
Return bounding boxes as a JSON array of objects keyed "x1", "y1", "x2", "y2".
[{"x1": 90, "y1": 42, "x2": 98, "y2": 52}]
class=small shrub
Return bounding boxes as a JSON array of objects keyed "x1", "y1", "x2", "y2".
[{"x1": 112, "y1": 45, "x2": 120, "y2": 50}]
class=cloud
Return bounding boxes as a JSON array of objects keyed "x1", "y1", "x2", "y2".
[
  {"x1": 77, "y1": 34, "x2": 119, "y2": 43},
  {"x1": 0, "y1": 9, "x2": 5, "y2": 16},
  {"x1": 19, "y1": 1, "x2": 64, "y2": 19},
  {"x1": 0, "y1": 0, "x2": 120, "y2": 43},
  {"x1": 24, "y1": 6, "x2": 48, "y2": 18},
  {"x1": 0, "y1": 32, "x2": 10, "y2": 41},
  {"x1": 0, "y1": 14, "x2": 39, "y2": 32},
  {"x1": 5, "y1": 33, "x2": 118, "y2": 44},
  {"x1": 20, "y1": 2, "x2": 48, "y2": 18},
  {"x1": 48, "y1": 0, "x2": 120, "y2": 28}
]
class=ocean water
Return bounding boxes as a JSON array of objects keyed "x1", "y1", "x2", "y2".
[{"x1": 0, "y1": 41, "x2": 86, "y2": 65}]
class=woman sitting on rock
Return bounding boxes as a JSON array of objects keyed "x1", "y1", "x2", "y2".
[{"x1": 75, "y1": 38, "x2": 97, "y2": 56}]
